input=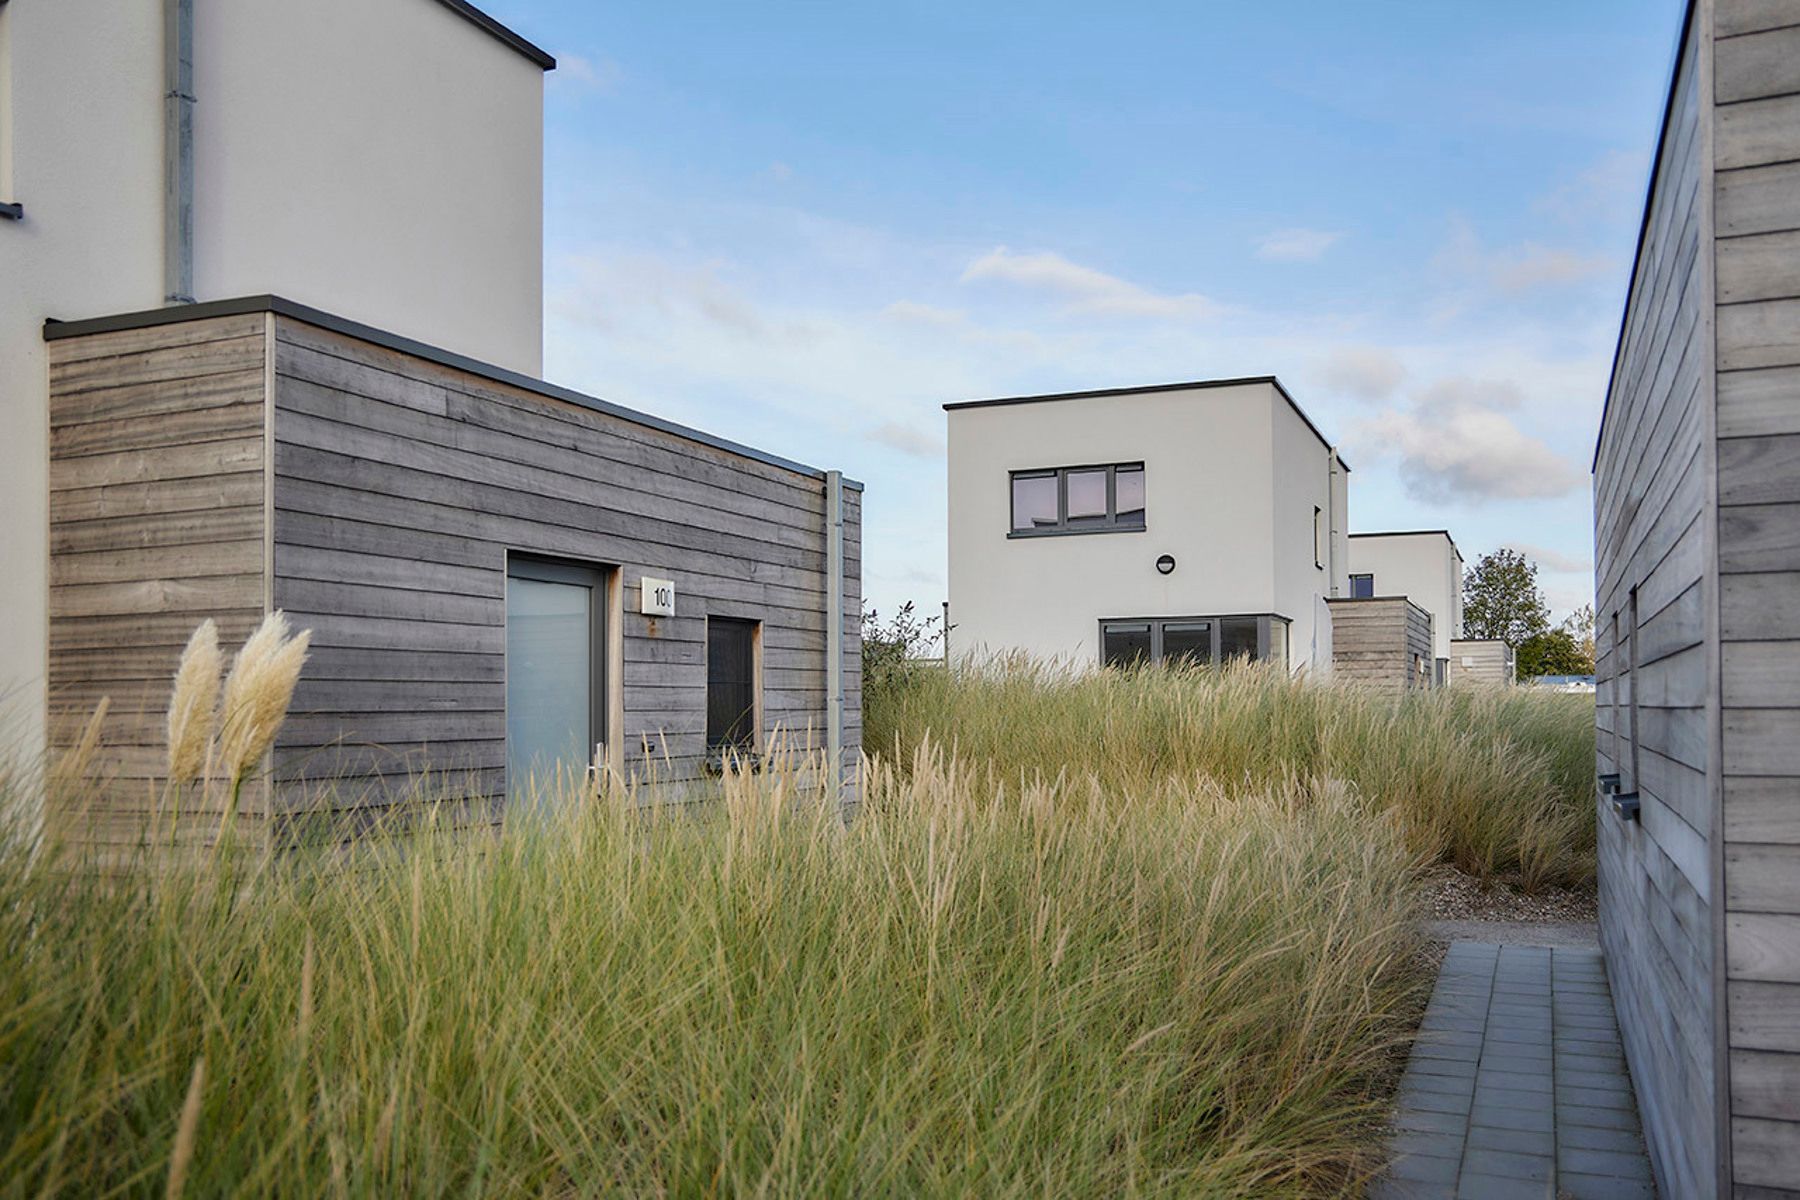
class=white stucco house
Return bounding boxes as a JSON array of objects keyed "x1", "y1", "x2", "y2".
[
  {"x1": 0, "y1": 0, "x2": 551, "y2": 757},
  {"x1": 944, "y1": 378, "x2": 1350, "y2": 672},
  {"x1": 1347, "y1": 530, "x2": 1465, "y2": 683}
]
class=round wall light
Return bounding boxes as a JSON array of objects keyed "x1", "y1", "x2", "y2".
[{"x1": 1155, "y1": 554, "x2": 1176, "y2": 575}]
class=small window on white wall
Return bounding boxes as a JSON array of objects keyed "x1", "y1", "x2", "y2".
[
  {"x1": 0, "y1": 0, "x2": 17, "y2": 218},
  {"x1": 1313, "y1": 507, "x2": 1324, "y2": 569}
]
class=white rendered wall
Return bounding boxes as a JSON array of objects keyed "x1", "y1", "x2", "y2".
[
  {"x1": 946, "y1": 383, "x2": 1341, "y2": 671},
  {"x1": 193, "y1": 0, "x2": 544, "y2": 374},
  {"x1": 0, "y1": 0, "x2": 168, "y2": 764},
  {"x1": 1, "y1": 0, "x2": 547, "y2": 778},
  {"x1": 1347, "y1": 533, "x2": 1464, "y2": 661}
]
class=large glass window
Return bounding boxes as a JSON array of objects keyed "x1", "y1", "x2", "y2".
[
  {"x1": 1100, "y1": 615, "x2": 1291, "y2": 668},
  {"x1": 1101, "y1": 622, "x2": 1152, "y2": 669},
  {"x1": 1008, "y1": 463, "x2": 1146, "y2": 536}
]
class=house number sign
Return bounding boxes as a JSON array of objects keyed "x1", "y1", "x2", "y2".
[{"x1": 642, "y1": 577, "x2": 676, "y2": 616}]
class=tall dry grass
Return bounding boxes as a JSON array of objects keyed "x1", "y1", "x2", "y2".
[
  {"x1": 867, "y1": 658, "x2": 1597, "y2": 890},
  {"x1": 0, "y1": 744, "x2": 1426, "y2": 1198}
]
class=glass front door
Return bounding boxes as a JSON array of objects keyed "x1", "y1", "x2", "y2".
[{"x1": 505, "y1": 559, "x2": 606, "y2": 800}]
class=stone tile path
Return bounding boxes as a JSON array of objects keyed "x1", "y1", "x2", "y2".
[{"x1": 1372, "y1": 941, "x2": 1656, "y2": 1199}]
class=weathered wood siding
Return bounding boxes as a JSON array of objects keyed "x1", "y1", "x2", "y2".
[
  {"x1": 1595, "y1": 8, "x2": 1718, "y2": 1195},
  {"x1": 267, "y1": 315, "x2": 862, "y2": 817},
  {"x1": 1714, "y1": 2, "x2": 1800, "y2": 1192},
  {"x1": 1599, "y1": 1, "x2": 1800, "y2": 1193},
  {"x1": 1447, "y1": 639, "x2": 1515, "y2": 688},
  {"x1": 45, "y1": 313, "x2": 272, "y2": 851},
  {"x1": 1326, "y1": 597, "x2": 1432, "y2": 690}
]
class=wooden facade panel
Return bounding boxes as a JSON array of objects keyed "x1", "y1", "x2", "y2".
[
  {"x1": 1720, "y1": 297, "x2": 1800, "y2": 370},
  {"x1": 1726, "y1": 776, "x2": 1800, "y2": 843},
  {"x1": 1722, "y1": 570, "x2": 1800, "y2": 639},
  {"x1": 1725, "y1": 641, "x2": 1800, "y2": 705},
  {"x1": 267, "y1": 314, "x2": 862, "y2": 802},
  {"x1": 1716, "y1": 0, "x2": 1800, "y2": 37},
  {"x1": 1721, "y1": 433, "x2": 1800, "y2": 504},
  {"x1": 1720, "y1": 502, "x2": 1800, "y2": 572},
  {"x1": 1717, "y1": 92, "x2": 1800, "y2": 172},
  {"x1": 1715, "y1": 22, "x2": 1800, "y2": 103},
  {"x1": 1719, "y1": 163, "x2": 1800, "y2": 238},
  {"x1": 1732, "y1": 980, "x2": 1800, "y2": 1050},
  {"x1": 1736, "y1": 1117, "x2": 1800, "y2": 1190},
  {"x1": 1727, "y1": 844, "x2": 1800, "y2": 913},
  {"x1": 1730, "y1": 913, "x2": 1800, "y2": 982},
  {"x1": 1719, "y1": 366, "x2": 1800, "y2": 437},
  {"x1": 1724, "y1": 708, "x2": 1800, "y2": 774}
]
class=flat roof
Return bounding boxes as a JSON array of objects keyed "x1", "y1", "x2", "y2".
[
  {"x1": 1349, "y1": 529, "x2": 1464, "y2": 561},
  {"x1": 44, "y1": 295, "x2": 861, "y2": 491},
  {"x1": 433, "y1": 0, "x2": 556, "y2": 70},
  {"x1": 943, "y1": 376, "x2": 1348, "y2": 471}
]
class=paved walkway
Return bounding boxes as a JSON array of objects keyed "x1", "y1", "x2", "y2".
[{"x1": 1372, "y1": 941, "x2": 1656, "y2": 1199}]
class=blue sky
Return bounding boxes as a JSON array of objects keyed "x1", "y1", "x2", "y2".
[{"x1": 490, "y1": 0, "x2": 1686, "y2": 621}]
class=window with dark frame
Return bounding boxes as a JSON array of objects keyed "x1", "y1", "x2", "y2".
[
  {"x1": 706, "y1": 617, "x2": 759, "y2": 752},
  {"x1": 1349, "y1": 573, "x2": 1375, "y2": 599},
  {"x1": 1313, "y1": 506, "x2": 1324, "y2": 568},
  {"x1": 1100, "y1": 615, "x2": 1290, "y2": 668},
  {"x1": 0, "y1": 0, "x2": 17, "y2": 221},
  {"x1": 1010, "y1": 463, "x2": 1145, "y2": 535}
]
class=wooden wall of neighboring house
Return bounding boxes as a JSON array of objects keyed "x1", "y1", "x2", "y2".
[
  {"x1": 267, "y1": 315, "x2": 862, "y2": 822},
  {"x1": 45, "y1": 313, "x2": 272, "y2": 854},
  {"x1": 1446, "y1": 640, "x2": 1514, "y2": 688},
  {"x1": 1325, "y1": 597, "x2": 1432, "y2": 691},
  {"x1": 1594, "y1": 8, "x2": 1718, "y2": 1196},
  {"x1": 1713, "y1": 3, "x2": 1800, "y2": 1192}
]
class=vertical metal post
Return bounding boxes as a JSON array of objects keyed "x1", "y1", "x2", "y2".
[
  {"x1": 942, "y1": 600, "x2": 950, "y2": 669},
  {"x1": 164, "y1": 0, "x2": 195, "y2": 304},
  {"x1": 824, "y1": 470, "x2": 844, "y2": 796}
]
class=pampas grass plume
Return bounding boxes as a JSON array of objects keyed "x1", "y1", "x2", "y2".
[
  {"x1": 217, "y1": 611, "x2": 311, "y2": 785},
  {"x1": 166, "y1": 619, "x2": 221, "y2": 786}
]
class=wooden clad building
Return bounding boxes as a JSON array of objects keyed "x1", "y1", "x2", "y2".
[
  {"x1": 1447, "y1": 639, "x2": 1516, "y2": 688},
  {"x1": 45, "y1": 296, "x2": 862, "y2": 849},
  {"x1": 1595, "y1": 2, "x2": 1800, "y2": 1194},
  {"x1": 1325, "y1": 596, "x2": 1434, "y2": 691}
]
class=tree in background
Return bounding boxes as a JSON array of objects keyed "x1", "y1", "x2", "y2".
[
  {"x1": 1462, "y1": 549, "x2": 1552, "y2": 647},
  {"x1": 1517, "y1": 627, "x2": 1593, "y2": 678},
  {"x1": 1560, "y1": 604, "x2": 1596, "y2": 668}
]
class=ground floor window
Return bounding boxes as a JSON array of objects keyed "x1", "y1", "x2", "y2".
[
  {"x1": 706, "y1": 616, "x2": 760, "y2": 753},
  {"x1": 1100, "y1": 614, "x2": 1291, "y2": 668}
]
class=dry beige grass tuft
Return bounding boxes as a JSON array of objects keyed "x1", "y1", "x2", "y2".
[{"x1": 165, "y1": 619, "x2": 221, "y2": 787}]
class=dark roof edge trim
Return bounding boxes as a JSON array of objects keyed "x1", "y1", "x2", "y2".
[
  {"x1": 944, "y1": 375, "x2": 1349, "y2": 471},
  {"x1": 1348, "y1": 528, "x2": 1463, "y2": 558},
  {"x1": 43, "y1": 296, "x2": 862, "y2": 491},
  {"x1": 432, "y1": 0, "x2": 556, "y2": 70},
  {"x1": 1592, "y1": 0, "x2": 1696, "y2": 472}
]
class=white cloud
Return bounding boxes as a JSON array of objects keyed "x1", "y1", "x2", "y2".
[
  {"x1": 1502, "y1": 542, "x2": 1592, "y2": 574},
  {"x1": 552, "y1": 54, "x2": 623, "y2": 93},
  {"x1": 1538, "y1": 150, "x2": 1650, "y2": 224},
  {"x1": 551, "y1": 254, "x2": 771, "y2": 338},
  {"x1": 959, "y1": 247, "x2": 1219, "y2": 320},
  {"x1": 867, "y1": 421, "x2": 943, "y2": 459},
  {"x1": 1435, "y1": 219, "x2": 1611, "y2": 296},
  {"x1": 1320, "y1": 345, "x2": 1406, "y2": 402},
  {"x1": 1351, "y1": 378, "x2": 1584, "y2": 503},
  {"x1": 1256, "y1": 228, "x2": 1342, "y2": 262}
]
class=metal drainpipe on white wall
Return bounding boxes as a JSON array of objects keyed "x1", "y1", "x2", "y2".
[
  {"x1": 164, "y1": 0, "x2": 195, "y2": 304},
  {"x1": 824, "y1": 470, "x2": 844, "y2": 798}
]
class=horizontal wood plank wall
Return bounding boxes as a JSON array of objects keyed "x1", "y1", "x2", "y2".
[
  {"x1": 268, "y1": 316, "x2": 861, "y2": 821},
  {"x1": 1326, "y1": 598, "x2": 1431, "y2": 690},
  {"x1": 46, "y1": 314, "x2": 271, "y2": 853},
  {"x1": 1446, "y1": 640, "x2": 1512, "y2": 687},
  {"x1": 1594, "y1": 7, "x2": 1719, "y2": 1196},
  {"x1": 1714, "y1": 2, "x2": 1800, "y2": 1192}
]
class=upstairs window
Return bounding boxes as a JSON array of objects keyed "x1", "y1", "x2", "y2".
[
  {"x1": 1010, "y1": 463, "x2": 1146, "y2": 536},
  {"x1": 0, "y1": 0, "x2": 17, "y2": 221},
  {"x1": 1349, "y1": 573, "x2": 1375, "y2": 599}
]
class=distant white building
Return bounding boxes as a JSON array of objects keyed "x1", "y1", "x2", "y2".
[
  {"x1": 944, "y1": 378, "x2": 1349, "y2": 672},
  {"x1": 1347, "y1": 531, "x2": 1465, "y2": 683},
  {"x1": 1, "y1": 0, "x2": 551, "y2": 755}
]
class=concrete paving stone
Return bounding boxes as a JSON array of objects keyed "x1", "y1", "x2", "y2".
[
  {"x1": 1416, "y1": 1041, "x2": 1483, "y2": 1063},
  {"x1": 1390, "y1": 1130, "x2": 1465, "y2": 1160},
  {"x1": 1557, "y1": 1146, "x2": 1653, "y2": 1180},
  {"x1": 1554, "y1": 1103, "x2": 1637, "y2": 1132},
  {"x1": 1553, "y1": 1035, "x2": 1624, "y2": 1056},
  {"x1": 1390, "y1": 1151, "x2": 1462, "y2": 1184},
  {"x1": 1404, "y1": 1070, "x2": 1477, "y2": 1096},
  {"x1": 1423, "y1": 1015, "x2": 1489, "y2": 1032},
  {"x1": 1398, "y1": 1107, "x2": 1470, "y2": 1135},
  {"x1": 1419, "y1": 1027, "x2": 1486, "y2": 1045},
  {"x1": 1369, "y1": 1177, "x2": 1455, "y2": 1200},
  {"x1": 1556, "y1": 1013, "x2": 1619, "y2": 1032},
  {"x1": 1554, "y1": 1068, "x2": 1629, "y2": 1091},
  {"x1": 1468, "y1": 1102, "x2": 1554, "y2": 1134},
  {"x1": 1473, "y1": 1084, "x2": 1553, "y2": 1112},
  {"x1": 1465, "y1": 1125, "x2": 1555, "y2": 1156},
  {"x1": 1410, "y1": 1055, "x2": 1480, "y2": 1080},
  {"x1": 1484, "y1": 1042, "x2": 1552, "y2": 1066},
  {"x1": 1555, "y1": 1172, "x2": 1655, "y2": 1200},
  {"x1": 1455, "y1": 1171, "x2": 1553, "y2": 1199},
  {"x1": 1558, "y1": 1084, "x2": 1635, "y2": 1112},
  {"x1": 1461, "y1": 1148, "x2": 1552, "y2": 1182},
  {"x1": 1476, "y1": 1070, "x2": 1553, "y2": 1094},
  {"x1": 1404, "y1": 1088, "x2": 1475, "y2": 1116},
  {"x1": 1557, "y1": 1123, "x2": 1645, "y2": 1154}
]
